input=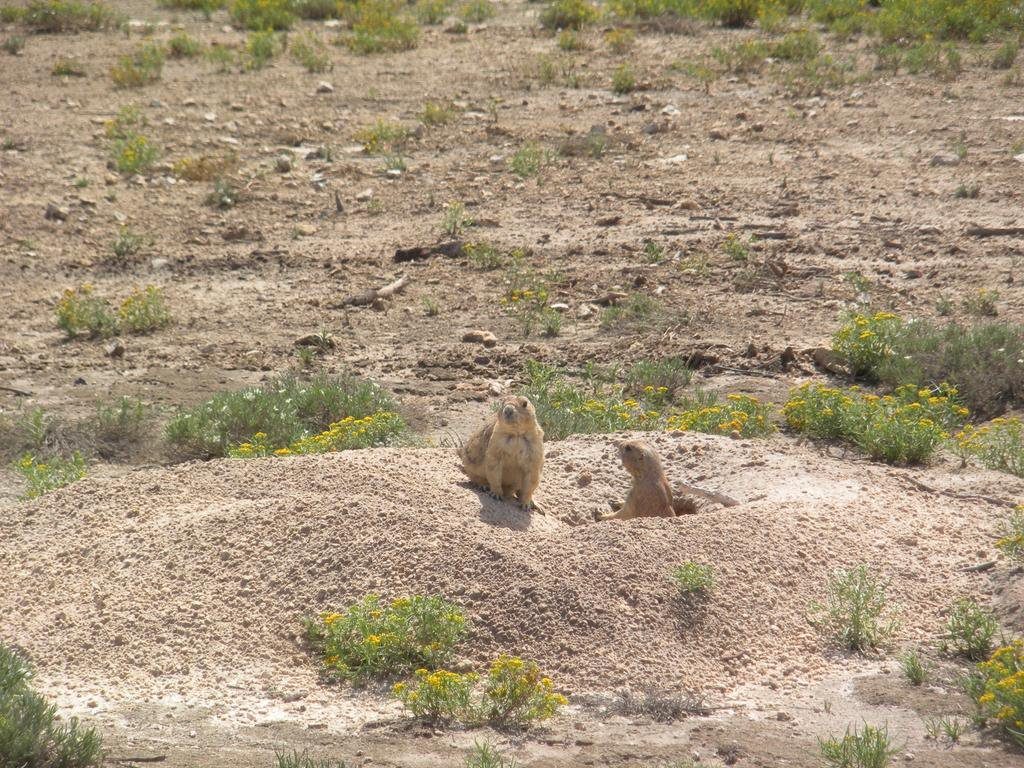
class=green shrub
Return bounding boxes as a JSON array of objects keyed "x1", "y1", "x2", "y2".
[
  {"x1": 305, "y1": 595, "x2": 469, "y2": 682},
  {"x1": 819, "y1": 723, "x2": 898, "y2": 768},
  {"x1": 165, "y1": 373, "x2": 401, "y2": 458},
  {"x1": 599, "y1": 293, "x2": 661, "y2": 331},
  {"x1": 671, "y1": 562, "x2": 714, "y2": 594},
  {"x1": 230, "y1": 0, "x2": 294, "y2": 29},
  {"x1": 1, "y1": 5, "x2": 26, "y2": 22},
  {"x1": 110, "y1": 131, "x2": 159, "y2": 174},
  {"x1": 56, "y1": 285, "x2": 119, "y2": 339},
  {"x1": 943, "y1": 598, "x2": 998, "y2": 661},
  {"x1": 415, "y1": 0, "x2": 449, "y2": 24},
  {"x1": 290, "y1": 31, "x2": 332, "y2": 72},
  {"x1": 243, "y1": 29, "x2": 282, "y2": 69},
  {"x1": 464, "y1": 741, "x2": 519, "y2": 768},
  {"x1": 611, "y1": 62, "x2": 636, "y2": 93},
  {"x1": 955, "y1": 418, "x2": 1024, "y2": 478},
  {"x1": 355, "y1": 119, "x2": 408, "y2": 154},
  {"x1": 624, "y1": 357, "x2": 693, "y2": 401},
  {"x1": 344, "y1": 0, "x2": 419, "y2": 54},
  {"x1": 0, "y1": 642, "x2": 102, "y2": 764},
  {"x1": 2, "y1": 35, "x2": 26, "y2": 54},
  {"x1": 14, "y1": 452, "x2": 86, "y2": 499},
  {"x1": 112, "y1": 227, "x2": 145, "y2": 259},
  {"x1": 205, "y1": 178, "x2": 239, "y2": 208},
  {"x1": 995, "y1": 506, "x2": 1024, "y2": 562},
  {"x1": 167, "y1": 32, "x2": 202, "y2": 58},
  {"x1": 21, "y1": 0, "x2": 122, "y2": 32},
  {"x1": 421, "y1": 100, "x2": 457, "y2": 126},
  {"x1": 93, "y1": 396, "x2": 149, "y2": 451},
  {"x1": 899, "y1": 649, "x2": 927, "y2": 685},
  {"x1": 664, "y1": 393, "x2": 774, "y2": 438},
  {"x1": 51, "y1": 57, "x2": 86, "y2": 76},
  {"x1": 969, "y1": 640, "x2": 1024, "y2": 748},
  {"x1": 459, "y1": 0, "x2": 494, "y2": 22},
  {"x1": 275, "y1": 750, "x2": 347, "y2": 768},
  {"x1": 539, "y1": 0, "x2": 598, "y2": 30},
  {"x1": 292, "y1": 0, "x2": 342, "y2": 19},
  {"x1": 110, "y1": 42, "x2": 165, "y2": 88},
  {"x1": 509, "y1": 142, "x2": 549, "y2": 178},
  {"x1": 991, "y1": 38, "x2": 1019, "y2": 69},
  {"x1": 772, "y1": 28, "x2": 820, "y2": 60},
  {"x1": 158, "y1": 0, "x2": 226, "y2": 13},
  {"x1": 228, "y1": 411, "x2": 406, "y2": 456},
  {"x1": 876, "y1": 0, "x2": 1024, "y2": 43},
  {"x1": 393, "y1": 656, "x2": 567, "y2": 728},
  {"x1": 700, "y1": 0, "x2": 760, "y2": 27},
  {"x1": 118, "y1": 286, "x2": 171, "y2": 334},
  {"x1": 810, "y1": 565, "x2": 897, "y2": 652}
]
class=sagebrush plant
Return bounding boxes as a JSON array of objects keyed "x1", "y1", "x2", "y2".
[
  {"x1": 118, "y1": 286, "x2": 171, "y2": 334},
  {"x1": 671, "y1": 562, "x2": 714, "y2": 595},
  {"x1": 0, "y1": 642, "x2": 103, "y2": 766},
  {"x1": 244, "y1": 29, "x2": 281, "y2": 70},
  {"x1": 20, "y1": 0, "x2": 123, "y2": 32},
  {"x1": 898, "y1": 649, "x2": 927, "y2": 686},
  {"x1": 355, "y1": 119, "x2": 408, "y2": 154},
  {"x1": 995, "y1": 506, "x2": 1024, "y2": 561},
  {"x1": 56, "y1": 285, "x2": 118, "y2": 339},
  {"x1": 110, "y1": 43, "x2": 165, "y2": 88},
  {"x1": 943, "y1": 599, "x2": 998, "y2": 661},
  {"x1": 305, "y1": 595, "x2": 469, "y2": 682},
  {"x1": 290, "y1": 31, "x2": 332, "y2": 72},
  {"x1": 819, "y1": 722, "x2": 899, "y2": 768},
  {"x1": 783, "y1": 382, "x2": 967, "y2": 465},
  {"x1": 509, "y1": 143, "x2": 549, "y2": 178},
  {"x1": 344, "y1": 0, "x2": 420, "y2": 55},
  {"x1": 393, "y1": 655, "x2": 567, "y2": 729},
  {"x1": 167, "y1": 32, "x2": 202, "y2": 58},
  {"x1": 810, "y1": 565, "x2": 897, "y2": 653},
  {"x1": 968, "y1": 640, "x2": 1024, "y2": 748},
  {"x1": 165, "y1": 374, "x2": 402, "y2": 458},
  {"x1": 51, "y1": 57, "x2": 85, "y2": 76},
  {"x1": 112, "y1": 227, "x2": 146, "y2": 260},
  {"x1": 14, "y1": 452, "x2": 86, "y2": 500},
  {"x1": 229, "y1": 0, "x2": 294, "y2": 29},
  {"x1": 954, "y1": 418, "x2": 1024, "y2": 478},
  {"x1": 539, "y1": 0, "x2": 598, "y2": 30}
]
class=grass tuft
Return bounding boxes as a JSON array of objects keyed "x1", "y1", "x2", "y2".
[{"x1": 810, "y1": 565, "x2": 897, "y2": 653}]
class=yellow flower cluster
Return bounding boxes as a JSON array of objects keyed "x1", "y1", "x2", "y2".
[
  {"x1": 973, "y1": 641, "x2": 1024, "y2": 745},
  {"x1": 229, "y1": 410, "x2": 405, "y2": 458},
  {"x1": 832, "y1": 311, "x2": 903, "y2": 377},
  {"x1": 954, "y1": 417, "x2": 1024, "y2": 478},
  {"x1": 664, "y1": 394, "x2": 774, "y2": 438}
]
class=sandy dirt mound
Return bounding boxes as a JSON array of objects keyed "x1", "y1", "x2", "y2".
[{"x1": 2, "y1": 433, "x2": 1021, "y2": 716}]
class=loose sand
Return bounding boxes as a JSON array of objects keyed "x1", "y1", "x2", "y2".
[{"x1": 2, "y1": 431, "x2": 1020, "y2": 728}]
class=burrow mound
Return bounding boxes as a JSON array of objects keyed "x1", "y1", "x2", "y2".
[{"x1": 1, "y1": 432, "x2": 1020, "y2": 705}]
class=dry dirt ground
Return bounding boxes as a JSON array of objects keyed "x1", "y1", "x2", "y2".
[{"x1": 1, "y1": 0, "x2": 1024, "y2": 766}]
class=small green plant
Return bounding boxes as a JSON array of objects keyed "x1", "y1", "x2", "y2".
[
  {"x1": 671, "y1": 562, "x2": 714, "y2": 595},
  {"x1": 166, "y1": 374, "x2": 400, "y2": 458},
  {"x1": 414, "y1": 0, "x2": 449, "y2": 24},
  {"x1": 205, "y1": 178, "x2": 239, "y2": 208},
  {"x1": 158, "y1": 0, "x2": 226, "y2": 13},
  {"x1": 955, "y1": 418, "x2": 1024, "y2": 477},
  {"x1": 51, "y1": 57, "x2": 85, "y2": 76},
  {"x1": 991, "y1": 39, "x2": 1019, "y2": 69},
  {"x1": 625, "y1": 358, "x2": 693, "y2": 401},
  {"x1": 557, "y1": 30, "x2": 584, "y2": 51},
  {"x1": 112, "y1": 227, "x2": 145, "y2": 260},
  {"x1": 56, "y1": 285, "x2": 118, "y2": 339},
  {"x1": 441, "y1": 201, "x2": 474, "y2": 236},
  {"x1": 924, "y1": 716, "x2": 966, "y2": 744},
  {"x1": 539, "y1": 0, "x2": 598, "y2": 30},
  {"x1": 172, "y1": 154, "x2": 237, "y2": 181},
  {"x1": 110, "y1": 43, "x2": 165, "y2": 88},
  {"x1": 943, "y1": 598, "x2": 998, "y2": 661},
  {"x1": 995, "y1": 506, "x2": 1024, "y2": 561},
  {"x1": 275, "y1": 750, "x2": 347, "y2": 768},
  {"x1": 810, "y1": 565, "x2": 897, "y2": 652},
  {"x1": 459, "y1": 0, "x2": 494, "y2": 23},
  {"x1": 963, "y1": 288, "x2": 999, "y2": 317},
  {"x1": 899, "y1": 649, "x2": 928, "y2": 686},
  {"x1": 244, "y1": 29, "x2": 281, "y2": 69},
  {"x1": 969, "y1": 640, "x2": 1024, "y2": 748},
  {"x1": 205, "y1": 44, "x2": 236, "y2": 71},
  {"x1": 344, "y1": 0, "x2": 419, "y2": 55},
  {"x1": 464, "y1": 741, "x2": 518, "y2": 768},
  {"x1": 722, "y1": 232, "x2": 751, "y2": 261},
  {"x1": 110, "y1": 131, "x2": 158, "y2": 174},
  {"x1": 819, "y1": 723, "x2": 898, "y2": 768},
  {"x1": 701, "y1": 0, "x2": 761, "y2": 27},
  {"x1": 305, "y1": 595, "x2": 468, "y2": 682},
  {"x1": 423, "y1": 297, "x2": 441, "y2": 316},
  {"x1": 2, "y1": 35, "x2": 25, "y2": 54},
  {"x1": 0, "y1": 642, "x2": 103, "y2": 764},
  {"x1": 289, "y1": 30, "x2": 332, "y2": 72},
  {"x1": 0, "y1": 6, "x2": 25, "y2": 23},
  {"x1": 93, "y1": 396, "x2": 148, "y2": 452},
  {"x1": 21, "y1": 0, "x2": 123, "y2": 32},
  {"x1": 229, "y1": 0, "x2": 294, "y2": 29},
  {"x1": 167, "y1": 32, "x2": 202, "y2": 58},
  {"x1": 509, "y1": 142, "x2": 548, "y2": 178},
  {"x1": 642, "y1": 240, "x2": 666, "y2": 264},
  {"x1": 118, "y1": 286, "x2": 171, "y2": 334},
  {"x1": 463, "y1": 241, "x2": 507, "y2": 270},
  {"x1": 604, "y1": 27, "x2": 634, "y2": 53},
  {"x1": 599, "y1": 293, "x2": 660, "y2": 331},
  {"x1": 611, "y1": 62, "x2": 636, "y2": 93},
  {"x1": 14, "y1": 452, "x2": 86, "y2": 500},
  {"x1": 355, "y1": 119, "x2": 408, "y2": 154},
  {"x1": 664, "y1": 393, "x2": 774, "y2": 437},
  {"x1": 954, "y1": 182, "x2": 981, "y2": 199},
  {"x1": 421, "y1": 100, "x2": 457, "y2": 126},
  {"x1": 292, "y1": 0, "x2": 342, "y2": 19}
]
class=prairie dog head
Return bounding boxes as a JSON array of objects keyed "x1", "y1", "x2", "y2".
[
  {"x1": 618, "y1": 440, "x2": 662, "y2": 479},
  {"x1": 496, "y1": 396, "x2": 538, "y2": 434}
]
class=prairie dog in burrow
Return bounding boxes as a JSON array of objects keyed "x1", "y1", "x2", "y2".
[
  {"x1": 459, "y1": 396, "x2": 544, "y2": 510},
  {"x1": 599, "y1": 440, "x2": 676, "y2": 520}
]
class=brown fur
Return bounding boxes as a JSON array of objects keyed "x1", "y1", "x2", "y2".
[
  {"x1": 601, "y1": 440, "x2": 674, "y2": 520},
  {"x1": 459, "y1": 396, "x2": 544, "y2": 509}
]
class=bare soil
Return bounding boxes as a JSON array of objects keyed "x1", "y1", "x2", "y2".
[{"x1": 2, "y1": 1, "x2": 1024, "y2": 765}]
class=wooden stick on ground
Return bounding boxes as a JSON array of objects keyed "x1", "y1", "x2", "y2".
[
  {"x1": 675, "y1": 482, "x2": 740, "y2": 507},
  {"x1": 339, "y1": 274, "x2": 410, "y2": 307}
]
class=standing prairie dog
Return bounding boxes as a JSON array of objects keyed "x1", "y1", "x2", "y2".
[
  {"x1": 601, "y1": 440, "x2": 675, "y2": 520},
  {"x1": 459, "y1": 396, "x2": 544, "y2": 509}
]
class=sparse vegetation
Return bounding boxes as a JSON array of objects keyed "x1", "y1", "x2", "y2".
[
  {"x1": 355, "y1": 119, "x2": 408, "y2": 154},
  {"x1": 954, "y1": 418, "x2": 1024, "y2": 478},
  {"x1": 21, "y1": 0, "x2": 123, "y2": 33},
  {"x1": 14, "y1": 452, "x2": 87, "y2": 499},
  {"x1": 671, "y1": 562, "x2": 714, "y2": 595},
  {"x1": 51, "y1": 56, "x2": 85, "y2": 76},
  {"x1": 2, "y1": 35, "x2": 25, "y2": 54},
  {"x1": 165, "y1": 374, "x2": 402, "y2": 458},
  {"x1": 539, "y1": 0, "x2": 598, "y2": 31},
  {"x1": 899, "y1": 649, "x2": 927, "y2": 686},
  {"x1": 110, "y1": 43, "x2": 165, "y2": 88},
  {"x1": 111, "y1": 227, "x2": 146, "y2": 260},
  {"x1": 205, "y1": 178, "x2": 239, "y2": 208},
  {"x1": 599, "y1": 293, "x2": 661, "y2": 331},
  {"x1": 344, "y1": 0, "x2": 420, "y2": 55},
  {"x1": 172, "y1": 154, "x2": 237, "y2": 181},
  {"x1": 275, "y1": 750, "x2": 347, "y2": 768},
  {"x1": 167, "y1": 32, "x2": 202, "y2": 58},
  {"x1": 304, "y1": 595, "x2": 468, "y2": 682},
  {"x1": 943, "y1": 598, "x2": 998, "y2": 661},
  {"x1": 459, "y1": 0, "x2": 494, "y2": 23},
  {"x1": 118, "y1": 286, "x2": 171, "y2": 335},
  {"x1": 995, "y1": 506, "x2": 1024, "y2": 561},
  {"x1": 244, "y1": 30, "x2": 282, "y2": 70},
  {"x1": 509, "y1": 142, "x2": 549, "y2": 178},
  {"x1": 93, "y1": 396, "x2": 149, "y2": 454},
  {"x1": 610, "y1": 62, "x2": 636, "y2": 93},
  {"x1": 421, "y1": 100, "x2": 457, "y2": 126},
  {"x1": 441, "y1": 201, "x2": 474, "y2": 236},
  {"x1": 290, "y1": 31, "x2": 332, "y2": 71},
  {"x1": 0, "y1": 642, "x2": 102, "y2": 763},
  {"x1": 810, "y1": 565, "x2": 897, "y2": 652},
  {"x1": 56, "y1": 285, "x2": 119, "y2": 339},
  {"x1": 464, "y1": 741, "x2": 518, "y2": 768},
  {"x1": 968, "y1": 640, "x2": 1024, "y2": 748},
  {"x1": 229, "y1": 0, "x2": 295, "y2": 30},
  {"x1": 819, "y1": 723, "x2": 898, "y2": 768}
]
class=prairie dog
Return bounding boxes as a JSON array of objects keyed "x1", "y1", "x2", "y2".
[
  {"x1": 459, "y1": 396, "x2": 544, "y2": 509},
  {"x1": 601, "y1": 440, "x2": 674, "y2": 520}
]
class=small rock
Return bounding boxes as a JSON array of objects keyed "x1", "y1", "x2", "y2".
[
  {"x1": 275, "y1": 155, "x2": 293, "y2": 173},
  {"x1": 660, "y1": 153, "x2": 688, "y2": 164},
  {"x1": 661, "y1": 104, "x2": 680, "y2": 116},
  {"x1": 87, "y1": 700, "x2": 98, "y2": 708},
  {"x1": 674, "y1": 197, "x2": 700, "y2": 210},
  {"x1": 203, "y1": 112, "x2": 216, "y2": 122},
  {"x1": 487, "y1": 381, "x2": 503, "y2": 396},
  {"x1": 355, "y1": 189, "x2": 374, "y2": 202},
  {"x1": 293, "y1": 223, "x2": 317, "y2": 237},
  {"x1": 316, "y1": 81, "x2": 334, "y2": 94},
  {"x1": 549, "y1": 302, "x2": 569, "y2": 312},
  {"x1": 776, "y1": 711, "x2": 792, "y2": 721},
  {"x1": 577, "y1": 303, "x2": 598, "y2": 319},
  {"x1": 1014, "y1": 153, "x2": 1024, "y2": 163},
  {"x1": 930, "y1": 152, "x2": 961, "y2": 167},
  {"x1": 105, "y1": 340, "x2": 125, "y2": 358},
  {"x1": 577, "y1": 472, "x2": 592, "y2": 487},
  {"x1": 44, "y1": 203, "x2": 69, "y2": 221},
  {"x1": 709, "y1": 128, "x2": 729, "y2": 140},
  {"x1": 324, "y1": 19, "x2": 341, "y2": 28},
  {"x1": 596, "y1": 215, "x2": 621, "y2": 226},
  {"x1": 386, "y1": 168, "x2": 402, "y2": 177},
  {"x1": 489, "y1": 154, "x2": 504, "y2": 164},
  {"x1": 462, "y1": 330, "x2": 497, "y2": 348}
]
